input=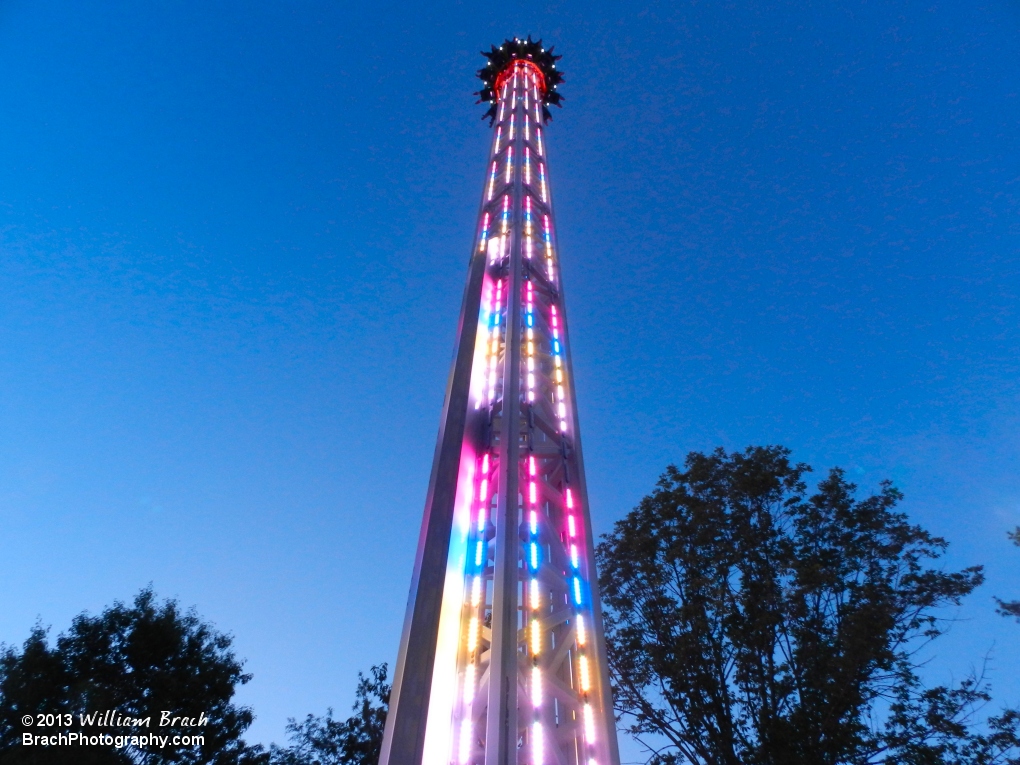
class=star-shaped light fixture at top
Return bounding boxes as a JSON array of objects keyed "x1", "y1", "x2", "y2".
[{"x1": 476, "y1": 35, "x2": 564, "y2": 125}]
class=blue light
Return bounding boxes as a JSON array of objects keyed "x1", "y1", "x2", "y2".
[
  {"x1": 573, "y1": 577, "x2": 582, "y2": 604},
  {"x1": 476, "y1": 541, "x2": 485, "y2": 566},
  {"x1": 530, "y1": 542, "x2": 539, "y2": 569}
]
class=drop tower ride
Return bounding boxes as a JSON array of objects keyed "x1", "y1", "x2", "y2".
[{"x1": 379, "y1": 38, "x2": 621, "y2": 765}]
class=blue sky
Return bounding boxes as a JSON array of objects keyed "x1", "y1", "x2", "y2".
[{"x1": 1, "y1": 0, "x2": 1018, "y2": 759}]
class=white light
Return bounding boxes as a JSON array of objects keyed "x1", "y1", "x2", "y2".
[
  {"x1": 467, "y1": 617, "x2": 479, "y2": 651},
  {"x1": 458, "y1": 720, "x2": 472, "y2": 764},
  {"x1": 583, "y1": 704, "x2": 596, "y2": 742}
]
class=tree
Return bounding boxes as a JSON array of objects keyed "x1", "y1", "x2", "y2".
[
  {"x1": 0, "y1": 588, "x2": 267, "y2": 765},
  {"x1": 995, "y1": 527, "x2": 1020, "y2": 621},
  {"x1": 269, "y1": 664, "x2": 389, "y2": 765},
  {"x1": 596, "y1": 446, "x2": 1020, "y2": 765}
]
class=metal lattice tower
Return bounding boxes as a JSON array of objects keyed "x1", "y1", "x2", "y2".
[{"x1": 379, "y1": 38, "x2": 621, "y2": 765}]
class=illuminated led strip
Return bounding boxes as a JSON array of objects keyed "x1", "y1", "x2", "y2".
[
  {"x1": 458, "y1": 450, "x2": 495, "y2": 765},
  {"x1": 536, "y1": 127, "x2": 544, "y2": 157},
  {"x1": 486, "y1": 161, "x2": 498, "y2": 201},
  {"x1": 524, "y1": 196, "x2": 534, "y2": 260},
  {"x1": 525, "y1": 114, "x2": 530, "y2": 141},
  {"x1": 509, "y1": 113, "x2": 515, "y2": 140},
  {"x1": 478, "y1": 212, "x2": 490, "y2": 254},
  {"x1": 501, "y1": 195, "x2": 510, "y2": 235},
  {"x1": 530, "y1": 192, "x2": 599, "y2": 762},
  {"x1": 526, "y1": 281, "x2": 535, "y2": 401},
  {"x1": 486, "y1": 279, "x2": 503, "y2": 401},
  {"x1": 563, "y1": 485, "x2": 599, "y2": 759},
  {"x1": 538, "y1": 161, "x2": 548, "y2": 203},
  {"x1": 549, "y1": 305, "x2": 566, "y2": 431},
  {"x1": 525, "y1": 147, "x2": 532, "y2": 186},
  {"x1": 543, "y1": 214, "x2": 555, "y2": 282},
  {"x1": 494, "y1": 126, "x2": 502, "y2": 155},
  {"x1": 527, "y1": 451, "x2": 544, "y2": 764},
  {"x1": 505, "y1": 145, "x2": 513, "y2": 184},
  {"x1": 475, "y1": 281, "x2": 492, "y2": 410}
]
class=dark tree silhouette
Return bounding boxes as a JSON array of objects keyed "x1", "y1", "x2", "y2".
[
  {"x1": 269, "y1": 664, "x2": 389, "y2": 765},
  {"x1": 0, "y1": 588, "x2": 267, "y2": 765},
  {"x1": 996, "y1": 527, "x2": 1020, "y2": 621},
  {"x1": 596, "y1": 446, "x2": 1020, "y2": 765}
]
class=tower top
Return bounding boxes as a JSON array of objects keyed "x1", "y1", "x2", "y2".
[{"x1": 476, "y1": 36, "x2": 564, "y2": 125}]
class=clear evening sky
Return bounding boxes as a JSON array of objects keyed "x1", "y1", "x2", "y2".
[{"x1": 1, "y1": 0, "x2": 1017, "y2": 757}]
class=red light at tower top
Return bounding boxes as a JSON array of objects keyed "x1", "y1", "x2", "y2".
[
  {"x1": 379, "y1": 38, "x2": 620, "y2": 765},
  {"x1": 494, "y1": 60, "x2": 545, "y2": 100},
  {"x1": 476, "y1": 35, "x2": 564, "y2": 125}
]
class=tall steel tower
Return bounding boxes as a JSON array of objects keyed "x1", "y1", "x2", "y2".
[{"x1": 379, "y1": 38, "x2": 620, "y2": 765}]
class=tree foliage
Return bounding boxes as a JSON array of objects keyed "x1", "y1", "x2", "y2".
[
  {"x1": 0, "y1": 588, "x2": 266, "y2": 765},
  {"x1": 268, "y1": 664, "x2": 389, "y2": 765},
  {"x1": 995, "y1": 527, "x2": 1020, "y2": 621},
  {"x1": 596, "y1": 446, "x2": 1020, "y2": 765}
]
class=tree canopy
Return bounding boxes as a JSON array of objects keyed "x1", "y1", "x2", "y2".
[
  {"x1": 996, "y1": 527, "x2": 1020, "y2": 621},
  {"x1": 596, "y1": 446, "x2": 1020, "y2": 765},
  {"x1": 268, "y1": 664, "x2": 389, "y2": 765},
  {"x1": 0, "y1": 588, "x2": 266, "y2": 765}
]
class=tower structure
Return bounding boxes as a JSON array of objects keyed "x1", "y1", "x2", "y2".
[{"x1": 379, "y1": 38, "x2": 621, "y2": 765}]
